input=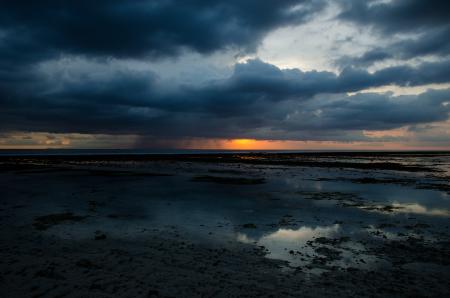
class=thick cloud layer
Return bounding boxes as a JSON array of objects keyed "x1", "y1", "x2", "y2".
[
  {"x1": 1, "y1": 58, "x2": 449, "y2": 141},
  {"x1": 338, "y1": 0, "x2": 450, "y2": 34},
  {"x1": 1, "y1": 1, "x2": 450, "y2": 145},
  {"x1": 337, "y1": 0, "x2": 450, "y2": 67},
  {"x1": 0, "y1": 0, "x2": 324, "y2": 61},
  {"x1": 336, "y1": 27, "x2": 450, "y2": 67}
]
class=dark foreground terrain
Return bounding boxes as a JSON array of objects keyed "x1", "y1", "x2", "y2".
[{"x1": 1, "y1": 152, "x2": 449, "y2": 297}]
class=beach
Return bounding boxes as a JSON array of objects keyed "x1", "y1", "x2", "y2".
[{"x1": 1, "y1": 152, "x2": 449, "y2": 297}]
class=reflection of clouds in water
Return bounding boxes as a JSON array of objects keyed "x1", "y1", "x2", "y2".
[
  {"x1": 238, "y1": 224, "x2": 339, "y2": 244},
  {"x1": 237, "y1": 225, "x2": 340, "y2": 264},
  {"x1": 391, "y1": 202, "x2": 449, "y2": 217},
  {"x1": 366, "y1": 225, "x2": 401, "y2": 240},
  {"x1": 359, "y1": 201, "x2": 449, "y2": 217},
  {"x1": 283, "y1": 177, "x2": 302, "y2": 190},
  {"x1": 314, "y1": 181, "x2": 323, "y2": 191},
  {"x1": 260, "y1": 225, "x2": 339, "y2": 243},
  {"x1": 238, "y1": 224, "x2": 387, "y2": 270}
]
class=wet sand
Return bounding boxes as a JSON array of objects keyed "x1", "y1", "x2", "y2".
[{"x1": 1, "y1": 152, "x2": 449, "y2": 297}]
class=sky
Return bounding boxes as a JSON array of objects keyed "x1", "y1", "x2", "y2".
[{"x1": 1, "y1": 0, "x2": 450, "y2": 150}]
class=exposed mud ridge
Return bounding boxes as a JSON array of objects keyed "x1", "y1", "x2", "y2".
[
  {"x1": 86, "y1": 169, "x2": 173, "y2": 177},
  {"x1": 191, "y1": 175, "x2": 265, "y2": 185},
  {"x1": 296, "y1": 191, "x2": 417, "y2": 214},
  {"x1": 316, "y1": 177, "x2": 450, "y2": 194},
  {"x1": 297, "y1": 191, "x2": 361, "y2": 202},
  {"x1": 0, "y1": 163, "x2": 174, "y2": 177}
]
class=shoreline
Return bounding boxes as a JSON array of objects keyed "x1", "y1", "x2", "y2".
[
  {"x1": 2, "y1": 151, "x2": 449, "y2": 172},
  {"x1": 1, "y1": 153, "x2": 449, "y2": 297}
]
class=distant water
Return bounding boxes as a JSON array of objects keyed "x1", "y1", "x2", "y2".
[
  {"x1": 0, "y1": 148, "x2": 447, "y2": 156},
  {"x1": 0, "y1": 149, "x2": 313, "y2": 156},
  {"x1": 0, "y1": 149, "x2": 300, "y2": 156}
]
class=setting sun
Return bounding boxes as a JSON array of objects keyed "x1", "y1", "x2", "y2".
[{"x1": 231, "y1": 139, "x2": 255, "y2": 147}]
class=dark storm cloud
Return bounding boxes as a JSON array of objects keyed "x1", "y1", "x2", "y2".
[
  {"x1": 166, "y1": 59, "x2": 450, "y2": 117},
  {"x1": 0, "y1": 0, "x2": 326, "y2": 126},
  {"x1": 338, "y1": 0, "x2": 450, "y2": 34},
  {"x1": 1, "y1": 58, "x2": 450, "y2": 140},
  {"x1": 337, "y1": 0, "x2": 450, "y2": 67},
  {"x1": 0, "y1": 0, "x2": 324, "y2": 61},
  {"x1": 0, "y1": 0, "x2": 326, "y2": 100},
  {"x1": 336, "y1": 27, "x2": 450, "y2": 67},
  {"x1": 196, "y1": 59, "x2": 450, "y2": 113},
  {"x1": 1, "y1": 0, "x2": 450, "y2": 143},
  {"x1": 288, "y1": 89, "x2": 450, "y2": 132}
]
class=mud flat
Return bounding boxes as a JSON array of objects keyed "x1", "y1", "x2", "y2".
[{"x1": 1, "y1": 152, "x2": 449, "y2": 297}]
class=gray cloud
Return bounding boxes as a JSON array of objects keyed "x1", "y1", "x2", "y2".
[
  {"x1": 336, "y1": 0, "x2": 450, "y2": 67},
  {"x1": 338, "y1": 0, "x2": 450, "y2": 34},
  {"x1": 1, "y1": 58, "x2": 449, "y2": 141},
  {"x1": 336, "y1": 27, "x2": 450, "y2": 68},
  {"x1": 1, "y1": 1, "x2": 450, "y2": 144},
  {"x1": 0, "y1": 0, "x2": 325, "y2": 62}
]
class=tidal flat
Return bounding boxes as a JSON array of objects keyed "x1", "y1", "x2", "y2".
[{"x1": 1, "y1": 152, "x2": 449, "y2": 297}]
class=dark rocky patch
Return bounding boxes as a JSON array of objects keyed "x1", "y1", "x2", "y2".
[
  {"x1": 95, "y1": 231, "x2": 107, "y2": 240},
  {"x1": 315, "y1": 246, "x2": 342, "y2": 262},
  {"x1": 33, "y1": 212, "x2": 86, "y2": 231},
  {"x1": 314, "y1": 237, "x2": 350, "y2": 245},
  {"x1": 297, "y1": 191, "x2": 361, "y2": 202},
  {"x1": 87, "y1": 169, "x2": 173, "y2": 177}
]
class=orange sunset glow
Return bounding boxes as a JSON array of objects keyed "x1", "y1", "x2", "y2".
[{"x1": 1, "y1": 132, "x2": 449, "y2": 151}]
